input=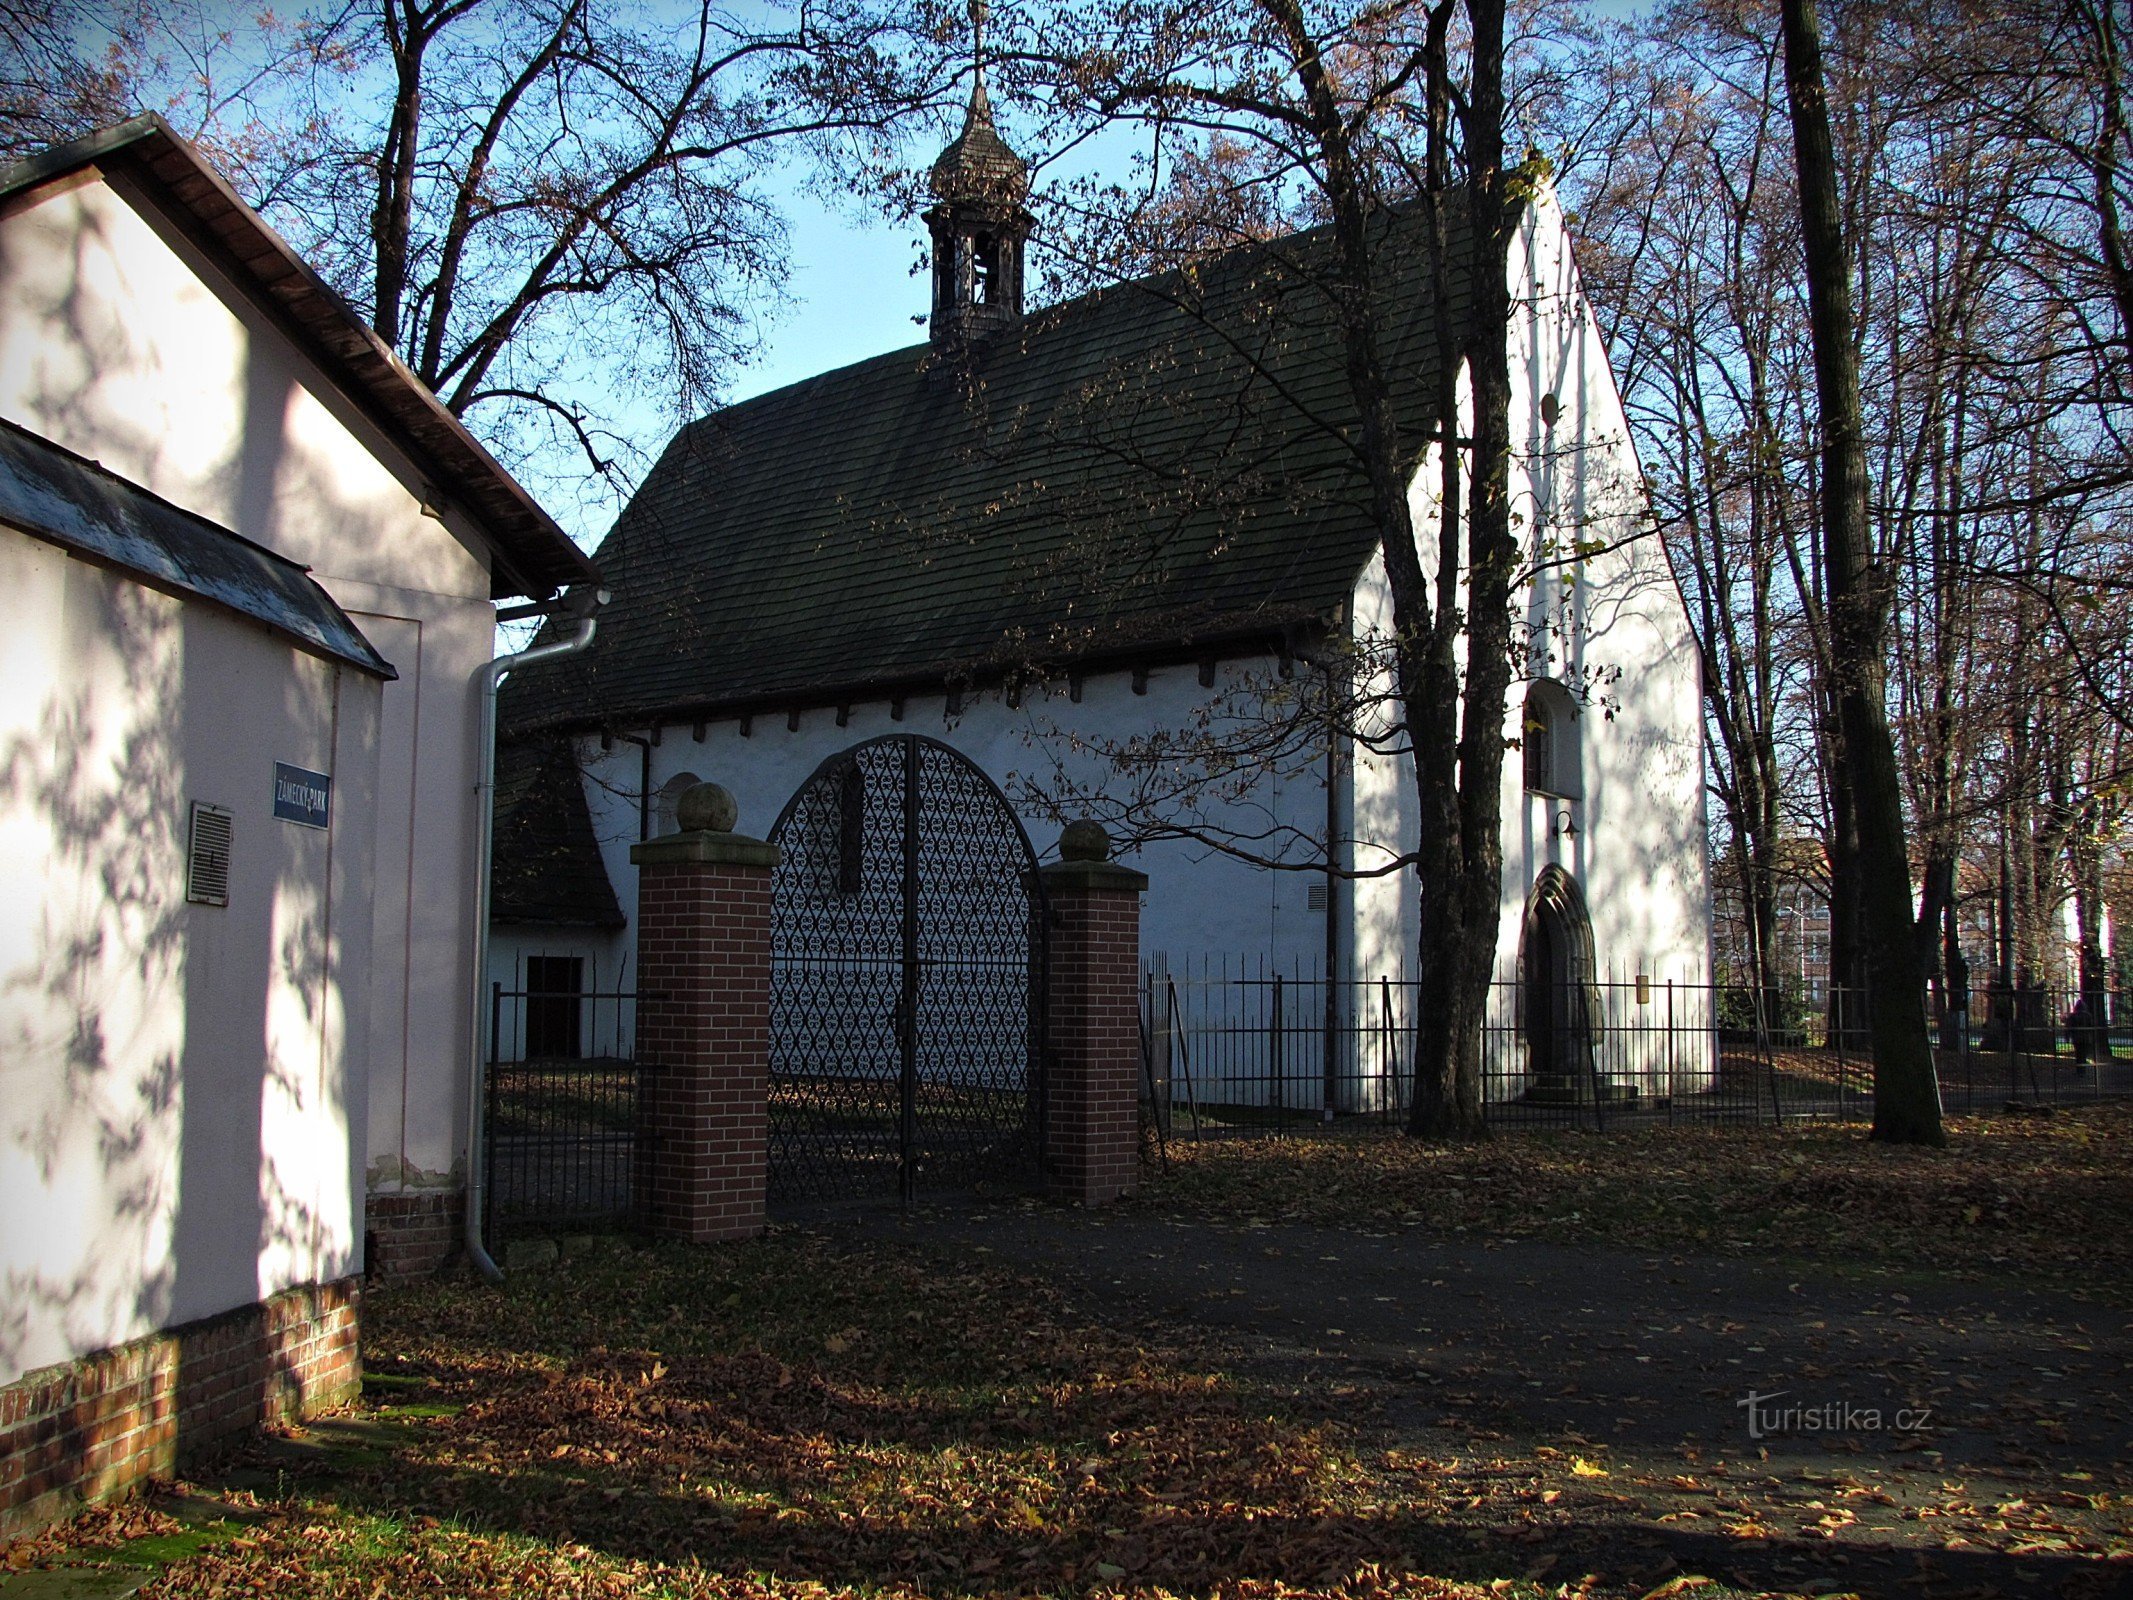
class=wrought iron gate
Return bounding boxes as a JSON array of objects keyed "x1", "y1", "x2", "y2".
[{"x1": 767, "y1": 736, "x2": 1046, "y2": 1207}]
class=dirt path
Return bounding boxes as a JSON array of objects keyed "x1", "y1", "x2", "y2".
[{"x1": 854, "y1": 1200, "x2": 2133, "y2": 1599}]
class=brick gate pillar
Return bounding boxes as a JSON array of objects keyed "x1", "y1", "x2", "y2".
[
  {"x1": 1039, "y1": 821, "x2": 1149, "y2": 1206},
  {"x1": 629, "y1": 781, "x2": 779, "y2": 1242}
]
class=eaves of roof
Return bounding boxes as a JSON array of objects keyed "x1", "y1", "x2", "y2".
[
  {"x1": 0, "y1": 115, "x2": 600, "y2": 602},
  {"x1": 520, "y1": 617, "x2": 1328, "y2": 737}
]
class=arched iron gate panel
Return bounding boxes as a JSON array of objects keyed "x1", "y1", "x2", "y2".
[{"x1": 767, "y1": 736, "x2": 1046, "y2": 1207}]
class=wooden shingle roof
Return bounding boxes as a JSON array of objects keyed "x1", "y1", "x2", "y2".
[
  {"x1": 505, "y1": 202, "x2": 1471, "y2": 735},
  {"x1": 490, "y1": 739, "x2": 625, "y2": 929}
]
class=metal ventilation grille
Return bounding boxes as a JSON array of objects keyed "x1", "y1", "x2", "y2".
[
  {"x1": 187, "y1": 802, "x2": 232, "y2": 907},
  {"x1": 1306, "y1": 882, "x2": 1329, "y2": 912}
]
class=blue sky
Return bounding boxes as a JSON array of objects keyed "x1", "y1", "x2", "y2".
[{"x1": 729, "y1": 187, "x2": 931, "y2": 403}]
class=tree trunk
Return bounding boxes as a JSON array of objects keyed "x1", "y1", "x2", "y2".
[
  {"x1": 1823, "y1": 725, "x2": 1863, "y2": 1035},
  {"x1": 2072, "y1": 812, "x2": 2116, "y2": 1061},
  {"x1": 1410, "y1": 0, "x2": 1516, "y2": 1139},
  {"x1": 1779, "y1": 0, "x2": 1944, "y2": 1145}
]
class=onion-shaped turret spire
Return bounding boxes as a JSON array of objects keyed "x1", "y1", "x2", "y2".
[{"x1": 925, "y1": 0, "x2": 1031, "y2": 347}]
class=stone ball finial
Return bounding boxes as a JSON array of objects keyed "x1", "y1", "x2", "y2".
[
  {"x1": 1059, "y1": 819, "x2": 1111, "y2": 863},
  {"x1": 676, "y1": 781, "x2": 739, "y2": 835}
]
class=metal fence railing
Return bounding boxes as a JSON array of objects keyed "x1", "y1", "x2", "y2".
[
  {"x1": 483, "y1": 984, "x2": 642, "y2": 1245},
  {"x1": 471, "y1": 965, "x2": 2131, "y2": 1247},
  {"x1": 1140, "y1": 959, "x2": 2132, "y2": 1137}
]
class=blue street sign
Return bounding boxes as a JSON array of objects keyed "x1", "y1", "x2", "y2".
[{"x1": 273, "y1": 763, "x2": 331, "y2": 829}]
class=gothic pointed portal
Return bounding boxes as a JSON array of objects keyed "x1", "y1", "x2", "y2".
[
  {"x1": 1518, "y1": 865, "x2": 1635, "y2": 1108},
  {"x1": 926, "y1": 2, "x2": 1031, "y2": 348}
]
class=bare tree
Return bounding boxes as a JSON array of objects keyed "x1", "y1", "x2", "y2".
[
  {"x1": 989, "y1": 0, "x2": 1560, "y2": 1135},
  {"x1": 1579, "y1": 0, "x2": 2133, "y2": 1130},
  {"x1": 1571, "y1": 15, "x2": 1816, "y2": 1025},
  {"x1": 1776, "y1": 0, "x2": 1941, "y2": 1142},
  {"x1": 2, "y1": 0, "x2": 946, "y2": 517}
]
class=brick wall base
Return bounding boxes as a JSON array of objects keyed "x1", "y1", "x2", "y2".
[
  {"x1": 0, "y1": 1277, "x2": 361, "y2": 1541},
  {"x1": 364, "y1": 1188, "x2": 465, "y2": 1282}
]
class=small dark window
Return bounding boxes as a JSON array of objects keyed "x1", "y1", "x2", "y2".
[
  {"x1": 525, "y1": 956, "x2": 584, "y2": 1060},
  {"x1": 973, "y1": 233, "x2": 999, "y2": 304},
  {"x1": 1523, "y1": 689, "x2": 1554, "y2": 794}
]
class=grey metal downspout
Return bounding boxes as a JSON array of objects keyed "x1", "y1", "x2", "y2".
[{"x1": 465, "y1": 596, "x2": 604, "y2": 1282}]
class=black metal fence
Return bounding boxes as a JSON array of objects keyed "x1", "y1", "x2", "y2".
[
  {"x1": 482, "y1": 984, "x2": 642, "y2": 1245},
  {"x1": 473, "y1": 963, "x2": 2132, "y2": 1249},
  {"x1": 1141, "y1": 957, "x2": 2133, "y2": 1137}
]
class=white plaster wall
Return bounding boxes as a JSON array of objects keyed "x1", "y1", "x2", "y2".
[
  {"x1": 521, "y1": 663, "x2": 1334, "y2": 1111},
  {"x1": 0, "y1": 173, "x2": 499, "y2": 1205},
  {"x1": 1346, "y1": 547, "x2": 1421, "y2": 989},
  {"x1": 486, "y1": 926, "x2": 632, "y2": 1063},
  {"x1": 559, "y1": 659, "x2": 1327, "y2": 979},
  {"x1": 0, "y1": 525, "x2": 380, "y2": 1386},
  {"x1": 1379, "y1": 182, "x2": 1715, "y2": 1097},
  {"x1": 1499, "y1": 184, "x2": 1712, "y2": 1092}
]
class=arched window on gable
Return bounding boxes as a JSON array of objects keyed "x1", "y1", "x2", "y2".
[{"x1": 1522, "y1": 680, "x2": 1581, "y2": 799}]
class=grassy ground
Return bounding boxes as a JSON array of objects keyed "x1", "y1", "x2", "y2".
[
  {"x1": 6, "y1": 1106, "x2": 2129, "y2": 1599},
  {"x1": 1141, "y1": 1102, "x2": 2133, "y2": 1301},
  {"x1": 7, "y1": 1236, "x2": 1537, "y2": 1600}
]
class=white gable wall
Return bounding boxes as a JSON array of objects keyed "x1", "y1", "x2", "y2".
[
  {"x1": 1496, "y1": 185, "x2": 1710, "y2": 1028},
  {"x1": 1359, "y1": 183, "x2": 1713, "y2": 1094},
  {"x1": 0, "y1": 172, "x2": 499, "y2": 1218},
  {"x1": 0, "y1": 523, "x2": 380, "y2": 1386}
]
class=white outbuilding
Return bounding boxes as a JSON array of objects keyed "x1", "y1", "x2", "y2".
[{"x1": 0, "y1": 115, "x2": 596, "y2": 1533}]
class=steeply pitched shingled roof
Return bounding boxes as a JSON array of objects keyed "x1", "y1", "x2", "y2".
[
  {"x1": 0, "y1": 116, "x2": 599, "y2": 601},
  {"x1": 505, "y1": 203, "x2": 1470, "y2": 735},
  {"x1": 491, "y1": 739, "x2": 624, "y2": 928}
]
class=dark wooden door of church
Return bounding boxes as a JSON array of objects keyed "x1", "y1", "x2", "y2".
[{"x1": 765, "y1": 735, "x2": 1047, "y2": 1209}]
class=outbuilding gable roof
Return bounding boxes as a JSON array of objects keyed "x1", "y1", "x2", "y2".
[
  {"x1": 503, "y1": 202, "x2": 1472, "y2": 735},
  {"x1": 0, "y1": 415, "x2": 395, "y2": 677},
  {"x1": 0, "y1": 116, "x2": 599, "y2": 601}
]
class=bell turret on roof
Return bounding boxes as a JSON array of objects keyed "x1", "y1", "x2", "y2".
[{"x1": 923, "y1": 0, "x2": 1032, "y2": 347}]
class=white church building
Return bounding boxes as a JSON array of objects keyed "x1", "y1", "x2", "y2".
[{"x1": 495, "y1": 89, "x2": 1714, "y2": 1112}]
